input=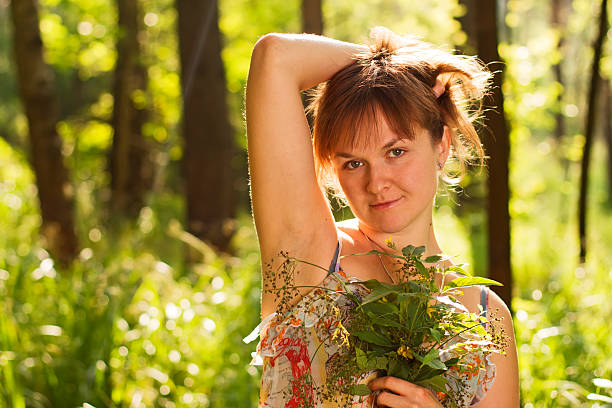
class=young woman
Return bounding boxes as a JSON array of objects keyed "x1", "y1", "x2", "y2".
[{"x1": 245, "y1": 27, "x2": 519, "y2": 407}]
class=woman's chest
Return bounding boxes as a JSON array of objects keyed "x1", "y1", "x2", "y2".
[
  {"x1": 339, "y1": 254, "x2": 394, "y2": 283},
  {"x1": 338, "y1": 237, "x2": 398, "y2": 284}
]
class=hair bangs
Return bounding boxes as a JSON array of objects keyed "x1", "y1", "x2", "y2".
[{"x1": 321, "y1": 86, "x2": 424, "y2": 161}]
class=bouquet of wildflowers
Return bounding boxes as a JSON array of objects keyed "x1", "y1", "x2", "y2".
[{"x1": 257, "y1": 242, "x2": 507, "y2": 408}]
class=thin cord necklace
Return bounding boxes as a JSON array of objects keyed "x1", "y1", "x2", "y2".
[{"x1": 359, "y1": 228, "x2": 397, "y2": 284}]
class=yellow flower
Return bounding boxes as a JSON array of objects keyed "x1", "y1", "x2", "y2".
[
  {"x1": 384, "y1": 237, "x2": 396, "y2": 249},
  {"x1": 397, "y1": 345, "x2": 413, "y2": 359},
  {"x1": 426, "y1": 304, "x2": 435, "y2": 317}
]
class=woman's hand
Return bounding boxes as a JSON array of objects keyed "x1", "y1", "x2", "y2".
[{"x1": 368, "y1": 376, "x2": 443, "y2": 408}]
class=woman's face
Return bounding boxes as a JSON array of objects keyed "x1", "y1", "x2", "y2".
[{"x1": 331, "y1": 117, "x2": 449, "y2": 235}]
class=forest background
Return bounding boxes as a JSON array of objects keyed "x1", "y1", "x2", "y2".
[{"x1": 1, "y1": 0, "x2": 612, "y2": 407}]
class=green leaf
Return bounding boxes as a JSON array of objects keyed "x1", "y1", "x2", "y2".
[
  {"x1": 422, "y1": 348, "x2": 439, "y2": 365},
  {"x1": 422, "y1": 349, "x2": 446, "y2": 370},
  {"x1": 361, "y1": 279, "x2": 385, "y2": 290},
  {"x1": 387, "y1": 357, "x2": 413, "y2": 380},
  {"x1": 444, "y1": 357, "x2": 460, "y2": 367},
  {"x1": 362, "y1": 302, "x2": 398, "y2": 315},
  {"x1": 402, "y1": 245, "x2": 426, "y2": 258},
  {"x1": 370, "y1": 343, "x2": 395, "y2": 353},
  {"x1": 413, "y1": 366, "x2": 448, "y2": 382},
  {"x1": 416, "y1": 375, "x2": 448, "y2": 393},
  {"x1": 369, "y1": 355, "x2": 390, "y2": 371},
  {"x1": 447, "y1": 265, "x2": 472, "y2": 277},
  {"x1": 443, "y1": 277, "x2": 503, "y2": 290},
  {"x1": 397, "y1": 292, "x2": 426, "y2": 301},
  {"x1": 356, "y1": 347, "x2": 368, "y2": 370},
  {"x1": 426, "y1": 358, "x2": 446, "y2": 370},
  {"x1": 401, "y1": 245, "x2": 417, "y2": 257},
  {"x1": 360, "y1": 286, "x2": 400, "y2": 305},
  {"x1": 406, "y1": 281, "x2": 430, "y2": 296},
  {"x1": 355, "y1": 349, "x2": 389, "y2": 372},
  {"x1": 415, "y1": 261, "x2": 428, "y2": 276},
  {"x1": 424, "y1": 255, "x2": 442, "y2": 263},
  {"x1": 370, "y1": 315, "x2": 404, "y2": 328},
  {"x1": 348, "y1": 384, "x2": 372, "y2": 396},
  {"x1": 353, "y1": 331, "x2": 393, "y2": 347},
  {"x1": 429, "y1": 328, "x2": 441, "y2": 342}
]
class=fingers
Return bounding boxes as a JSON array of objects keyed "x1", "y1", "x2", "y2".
[
  {"x1": 375, "y1": 391, "x2": 410, "y2": 407},
  {"x1": 432, "y1": 77, "x2": 446, "y2": 98},
  {"x1": 369, "y1": 376, "x2": 423, "y2": 395},
  {"x1": 368, "y1": 377, "x2": 441, "y2": 408}
]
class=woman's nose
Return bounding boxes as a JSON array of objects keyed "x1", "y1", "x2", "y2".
[{"x1": 366, "y1": 165, "x2": 391, "y2": 195}]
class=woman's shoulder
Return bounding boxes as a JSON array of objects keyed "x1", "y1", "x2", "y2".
[{"x1": 440, "y1": 272, "x2": 509, "y2": 318}]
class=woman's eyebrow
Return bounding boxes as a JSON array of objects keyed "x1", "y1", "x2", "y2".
[
  {"x1": 381, "y1": 137, "x2": 403, "y2": 150},
  {"x1": 333, "y1": 152, "x2": 354, "y2": 159},
  {"x1": 333, "y1": 137, "x2": 404, "y2": 159}
]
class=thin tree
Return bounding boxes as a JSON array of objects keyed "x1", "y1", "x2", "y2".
[
  {"x1": 474, "y1": 1, "x2": 513, "y2": 308},
  {"x1": 578, "y1": 0, "x2": 608, "y2": 263},
  {"x1": 453, "y1": 0, "x2": 489, "y2": 277},
  {"x1": 302, "y1": 0, "x2": 323, "y2": 35},
  {"x1": 456, "y1": 0, "x2": 477, "y2": 53},
  {"x1": 551, "y1": 0, "x2": 568, "y2": 141},
  {"x1": 177, "y1": 0, "x2": 236, "y2": 253},
  {"x1": 301, "y1": 0, "x2": 323, "y2": 130},
  {"x1": 10, "y1": 0, "x2": 78, "y2": 265},
  {"x1": 605, "y1": 80, "x2": 612, "y2": 204},
  {"x1": 110, "y1": 0, "x2": 150, "y2": 216}
]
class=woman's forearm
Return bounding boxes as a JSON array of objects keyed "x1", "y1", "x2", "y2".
[{"x1": 249, "y1": 33, "x2": 366, "y2": 91}]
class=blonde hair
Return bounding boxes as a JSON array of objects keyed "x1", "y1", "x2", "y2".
[{"x1": 307, "y1": 27, "x2": 490, "y2": 202}]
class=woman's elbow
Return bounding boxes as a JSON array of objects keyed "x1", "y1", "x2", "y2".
[{"x1": 251, "y1": 33, "x2": 287, "y2": 69}]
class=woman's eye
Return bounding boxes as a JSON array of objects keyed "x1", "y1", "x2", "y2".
[
  {"x1": 389, "y1": 148, "x2": 405, "y2": 158},
  {"x1": 344, "y1": 160, "x2": 362, "y2": 170}
]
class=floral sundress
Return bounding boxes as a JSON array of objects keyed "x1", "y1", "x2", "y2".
[{"x1": 245, "y1": 241, "x2": 496, "y2": 407}]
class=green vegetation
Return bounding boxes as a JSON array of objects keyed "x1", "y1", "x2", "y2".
[
  {"x1": 0, "y1": 136, "x2": 262, "y2": 407},
  {"x1": 2, "y1": 125, "x2": 612, "y2": 407}
]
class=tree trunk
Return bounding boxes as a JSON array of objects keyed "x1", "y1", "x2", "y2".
[
  {"x1": 10, "y1": 0, "x2": 78, "y2": 265},
  {"x1": 110, "y1": 0, "x2": 149, "y2": 216},
  {"x1": 301, "y1": 0, "x2": 323, "y2": 129},
  {"x1": 302, "y1": 0, "x2": 323, "y2": 35},
  {"x1": 474, "y1": 1, "x2": 512, "y2": 308},
  {"x1": 605, "y1": 81, "x2": 612, "y2": 205},
  {"x1": 551, "y1": 0, "x2": 567, "y2": 141},
  {"x1": 453, "y1": 0, "x2": 488, "y2": 278},
  {"x1": 456, "y1": 0, "x2": 477, "y2": 53},
  {"x1": 177, "y1": 0, "x2": 236, "y2": 253},
  {"x1": 578, "y1": 0, "x2": 607, "y2": 263}
]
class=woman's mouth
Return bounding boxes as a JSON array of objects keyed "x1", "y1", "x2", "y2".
[{"x1": 370, "y1": 197, "x2": 402, "y2": 210}]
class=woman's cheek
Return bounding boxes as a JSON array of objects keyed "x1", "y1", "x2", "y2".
[{"x1": 339, "y1": 174, "x2": 361, "y2": 197}]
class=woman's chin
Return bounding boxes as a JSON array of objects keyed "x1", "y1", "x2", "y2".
[{"x1": 363, "y1": 216, "x2": 411, "y2": 235}]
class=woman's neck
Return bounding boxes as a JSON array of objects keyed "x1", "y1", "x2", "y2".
[{"x1": 356, "y1": 217, "x2": 444, "y2": 259}]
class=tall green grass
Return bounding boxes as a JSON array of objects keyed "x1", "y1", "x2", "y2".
[{"x1": 0, "y1": 138, "x2": 262, "y2": 407}]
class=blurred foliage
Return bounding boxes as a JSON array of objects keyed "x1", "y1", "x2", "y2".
[
  {"x1": 0, "y1": 0, "x2": 612, "y2": 406},
  {"x1": 0, "y1": 136, "x2": 262, "y2": 407}
]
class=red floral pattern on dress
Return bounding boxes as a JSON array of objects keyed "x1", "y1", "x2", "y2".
[{"x1": 250, "y1": 272, "x2": 496, "y2": 407}]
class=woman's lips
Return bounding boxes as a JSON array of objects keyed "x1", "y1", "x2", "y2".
[{"x1": 370, "y1": 197, "x2": 402, "y2": 210}]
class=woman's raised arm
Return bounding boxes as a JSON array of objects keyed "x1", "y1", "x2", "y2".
[{"x1": 246, "y1": 34, "x2": 364, "y2": 316}]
